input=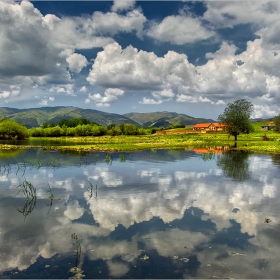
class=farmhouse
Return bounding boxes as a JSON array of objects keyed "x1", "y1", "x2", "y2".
[
  {"x1": 193, "y1": 123, "x2": 227, "y2": 132},
  {"x1": 261, "y1": 122, "x2": 275, "y2": 131}
]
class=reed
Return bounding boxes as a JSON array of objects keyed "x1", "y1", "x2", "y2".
[
  {"x1": 15, "y1": 179, "x2": 37, "y2": 219},
  {"x1": 46, "y1": 183, "x2": 54, "y2": 214},
  {"x1": 87, "y1": 180, "x2": 98, "y2": 200}
]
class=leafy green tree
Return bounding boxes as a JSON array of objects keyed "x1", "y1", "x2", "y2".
[
  {"x1": 108, "y1": 126, "x2": 122, "y2": 136},
  {"x1": 273, "y1": 114, "x2": 280, "y2": 132},
  {"x1": 58, "y1": 118, "x2": 95, "y2": 128},
  {"x1": 218, "y1": 99, "x2": 254, "y2": 141},
  {"x1": 0, "y1": 116, "x2": 7, "y2": 123},
  {"x1": 41, "y1": 122, "x2": 48, "y2": 129},
  {"x1": 107, "y1": 124, "x2": 116, "y2": 130},
  {"x1": 119, "y1": 123, "x2": 125, "y2": 134},
  {"x1": 48, "y1": 122, "x2": 56, "y2": 128},
  {"x1": 123, "y1": 124, "x2": 139, "y2": 135},
  {"x1": 58, "y1": 119, "x2": 69, "y2": 127},
  {"x1": 29, "y1": 128, "x2": 45, "y2": 137},
  {"x1": 66, "y1": 127, "x2": 76, "y2": 136},
  {"x1": 50, "y1": 126, "x2": 62, "y2": 137},
  {"x1": 0, "y1": 119, "x2": 29, "y2": 140}
]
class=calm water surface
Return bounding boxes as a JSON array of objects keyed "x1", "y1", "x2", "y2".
[{"x1": 0, "y1": 149, "x2": 280, "y2": 279}]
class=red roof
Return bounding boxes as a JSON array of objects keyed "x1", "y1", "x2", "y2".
[
  {"x1": 193, "y1": 123, "x2": 227, "y2": 128},
  {"x1": 193, "y1": 123, "x2": 212, "y2": 128},
  {"x1": 212, "y1": 123, "x2": 227, "y2": 127}
]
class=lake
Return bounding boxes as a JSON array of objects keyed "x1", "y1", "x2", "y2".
[{"x1": 0, "y1": 148, "x2": 280, "y2": 279}]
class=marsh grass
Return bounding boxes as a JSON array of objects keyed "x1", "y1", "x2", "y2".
[
  {"x1": 46, "y1": 183, "x2": 54, "y2": 214},
  {"x1": 87, "y1": 180, "x2": 98, "y2": 200},
  {"x1": 15, "y1": 179, "x2": 37, "y2": 219},
  {"x1": 71, "y1": 233, "x2": 82, "y2": 268},
  {"x1": 0, "y1": 162, "x2": 11, "y2": 176}
]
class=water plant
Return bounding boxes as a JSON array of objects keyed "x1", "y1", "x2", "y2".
[
  {"x1": 105, "y1": 154, "x2": 112, "y2": 165},
  {"x1": 46, "y1": 158, "x2": 60, "y2": 170},
  {"x1": 16, "y1": 159, "x2": 27, "y2": 176},
  {"x1": 15, "y1": 179, "x2": 37, "y2": 219},
  {"x1": 0, "y1": 162, "x2": 11, "y2": 176},
  {"x1": 119, "y1": 154, "x2": 126, "y2": 162},
  {"x1": 46, "y1": 183, "x2": 54, "y2": 214},
  {"x1": 70, "y1": 233, "x2": 82, "y2": 272},
  {"x1": 87, "y1": 180, "x2": 98, "y2": 200}
]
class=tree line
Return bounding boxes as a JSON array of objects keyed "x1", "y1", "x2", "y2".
[{"x1": 0, "y1": 117, "x2": 159, "y2": 139}]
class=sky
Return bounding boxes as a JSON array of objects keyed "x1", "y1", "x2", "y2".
[{"x1": 0, "y1": 0, "x2": 280, "y2": 119}]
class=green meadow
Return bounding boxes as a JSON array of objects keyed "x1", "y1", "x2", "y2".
[
  {"x1": 0, "y1": 117, "x2": 279, "y2": 153},
  {"x1": 1, "y1": 131, "x2": 279, "y2": 154}
]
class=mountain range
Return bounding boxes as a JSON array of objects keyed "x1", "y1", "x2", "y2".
[{"x1": 0, "y1": 106, "x2": 214, "y2": 128}]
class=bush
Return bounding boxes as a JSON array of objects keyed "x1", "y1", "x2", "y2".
[
  {"x1": 97, "y1": 125, "x2": 107, "y2": 136},
  {"x1": 108, "y1": 126, "x2": 122, "y2": 136},
  {"x1": 138, "y1": 128, "x2": 147, "y2": 135},
  {"x1": 0, "y1": 118, "x2": 29, "y2": 140},
  {"x1": 123, "y1": 124, "x2": 139, "y2": 135},
  {"x1": 29, "y1": 128, "x2": 45, "y2": 137}
]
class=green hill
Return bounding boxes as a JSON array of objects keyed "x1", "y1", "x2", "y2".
[
  {"x1": 123, "y1": 112, "x2": 214, "y2": 127},
  {"x1": 0, "y1": 107, "x2": 139, "y2": 128},
  {"x1": 0, "y1": 107, "x2": 216, "y2": 128}
]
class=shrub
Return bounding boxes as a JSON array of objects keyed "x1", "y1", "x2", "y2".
[
  {"x1": 138, "y1": 128, "x2": 147, "y2": 135},
  {"x1": 29, "y1": 128, "x2": 45, "y2": 137},
  {"x1": 0, "y1": 118, "x2": 29, "y2": 140},
  {"x1": 123, "y1": 124, "x2": 139, "y2": 135},
  {"x1": 108, "y1": 126, "x2": 122, "y2": 136}
]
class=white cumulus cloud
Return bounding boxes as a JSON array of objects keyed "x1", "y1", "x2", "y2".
[
  {"x1": 139, "y1": 98, "x2": 163, "y2": 105},
  {"x1": 111, "y1": 0, "x2": 136, "y2": 12},
  {"x1": 66, "y1": 53, "x2": 88, "y2": 73},
  {"x1": 146, "y1": 15, "x2": 215, "y2": 45}
]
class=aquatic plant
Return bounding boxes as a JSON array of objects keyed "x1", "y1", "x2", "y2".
[
  {"x1": 46, "y1": 183, "x2": 54, "y2": 214},
  {"x1": 71, "y1": 233, "x2": 82, "y2": 268},
  {"x1": 16, "y1": 159, "x2": 27, "y2": 177},
  {"x1": 105, "y1": 154, "x2": 112, "y2": 165},
  {"x1": 15, "y1": 179, "x2": 37, "y2": 219},
  {"x1": 0, "y1": 162, "x2": 11, "y2": 176},
  {"x1": 87, "y1": 180, "x2": 98, "y2": 200},
  {"x1": 46, "y1": 158, "x2": 60, "y2": 170},
  {"x1": 119, "y1": 154, "x2": 126, "y2": 162}
]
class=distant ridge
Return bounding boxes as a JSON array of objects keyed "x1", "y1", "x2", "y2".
[
  {"x1": 0, "y1": 106, "x2": 138, "y2": 128},
  {"x1": 123, "y1": 111, "x2": 214, "y2": 127},
  {"x1": 0, "y1": 106, "x2": 215, "y2": 128}
]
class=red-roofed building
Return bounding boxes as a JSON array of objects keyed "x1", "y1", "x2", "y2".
[
  {"x1": 193, "y1": 123, "x2": 227, "y2": 132},
  {"x1": 193, "y1": 123, "x2": 212, "y2": 130}
]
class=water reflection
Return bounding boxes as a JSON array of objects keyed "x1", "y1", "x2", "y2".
[
  {"x1": 0, "y1": 149, "x2": 279, "y2": 278},
  {"x1": 216, "y1": 150, "x2": 251, "y2": 181}
]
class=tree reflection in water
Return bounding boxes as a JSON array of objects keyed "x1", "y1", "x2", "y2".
[
  {"x1": 271, "y1": 153, "x2": 280, "y2": 168},
  {"x1": 216, "y1": 150, "x2": 251, "y2": 181}
]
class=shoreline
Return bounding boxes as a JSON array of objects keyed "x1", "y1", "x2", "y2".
[{"x1": 1, "y1": 134, "x2": 280, "y2": 154}]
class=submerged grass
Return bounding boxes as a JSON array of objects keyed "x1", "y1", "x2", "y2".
[{"x1": 1, "y1": 132, "x2": 280, "y2": 153}]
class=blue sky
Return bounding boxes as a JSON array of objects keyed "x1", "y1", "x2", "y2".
[{"x1": 0, "y1": 0, "x2": 280, "y2": 119}]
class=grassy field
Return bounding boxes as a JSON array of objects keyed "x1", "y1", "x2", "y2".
[{"x1": 1, "y1": 128, "x2": 280, "y2": 153}]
